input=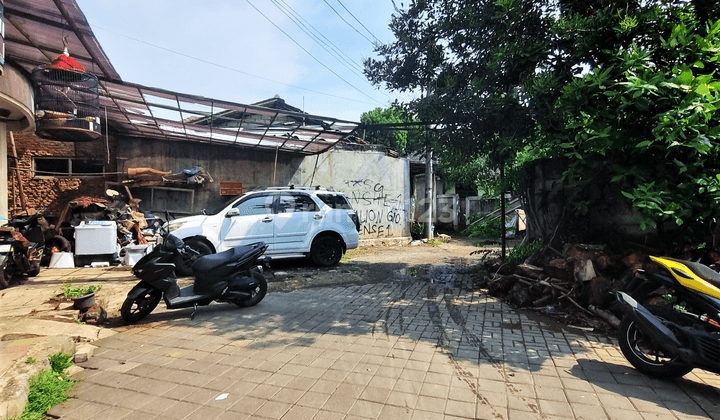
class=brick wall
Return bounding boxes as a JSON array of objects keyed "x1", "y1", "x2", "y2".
[{"x1": 7, "y1": 131, "x2": 117, "y2": 215}]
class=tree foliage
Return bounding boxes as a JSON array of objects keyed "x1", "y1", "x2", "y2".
[
  {"x1": 365, "y1": 0, "x2": 551, "y2": 174},
  {"x1": 557, "y1": 11, "x2": 720, "y2": 233},
  {"x1": 366, "y1": 0, "x2": 720, "y2": 245},
  {"x1": 359, "y1": 105, "x2": 422, "y2": 154}
]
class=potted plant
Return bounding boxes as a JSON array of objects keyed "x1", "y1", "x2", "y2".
[{"x1": 56, "y1": 278, "x2": 102, "y2": 310}]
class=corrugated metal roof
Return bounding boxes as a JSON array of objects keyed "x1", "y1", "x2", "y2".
[{"x1": 4, "y1": 0, "x2": 358, "y2": 155}]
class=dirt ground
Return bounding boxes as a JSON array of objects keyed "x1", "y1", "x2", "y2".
[{"x1": 265, "y1": 235, "x2": 501, "y2": 292}]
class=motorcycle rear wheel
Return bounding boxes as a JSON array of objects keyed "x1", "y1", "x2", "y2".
[
  {"x1": 234, "y1": 271, "x2": 267, "y2": 307},
  {"x1": 618, "y1": 305, "x2": 694, "y2": 378},
  {"x1": 121, "y1": 289, "x2": 162, "y2": 323}
]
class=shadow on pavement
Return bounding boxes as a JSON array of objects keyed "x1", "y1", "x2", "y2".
[{"x1": 568, "y1": 359, "x2": 720, "y2": 417}]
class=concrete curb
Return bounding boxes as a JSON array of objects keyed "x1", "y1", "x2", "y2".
[{"x1": 0, "y1": 335, "x2": 76, "y2": 419}]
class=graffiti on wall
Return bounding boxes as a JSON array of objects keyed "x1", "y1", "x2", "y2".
[{"x1": 343, "y1": 179, "x2": 406, "y2": 238}]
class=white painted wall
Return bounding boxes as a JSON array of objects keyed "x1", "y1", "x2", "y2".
[{"x1": 290, "y1": 144, "x2": 411, "y2": 239}]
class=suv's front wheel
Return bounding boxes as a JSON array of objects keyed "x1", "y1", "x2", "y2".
[{"x1": 310, "y1": 235, "x2": 343, "y2": 267}]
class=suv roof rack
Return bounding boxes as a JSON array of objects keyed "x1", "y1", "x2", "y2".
[{"x1": 254, "y1": 185, "x2": 336, "y2": 192}]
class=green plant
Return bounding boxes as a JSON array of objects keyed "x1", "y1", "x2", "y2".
[
  {"x1": 663, "y1": 294, "x2": 688, "y2": 313},
  {"x1": 410, "y1": 267, "x2": 418, "y2": 276},
  {"x1": 49, "y1": 352, "x2": 73, "y2": 372},
  {"x1": 463, "y1": 217, "x2": 515, "y2": 240},
  {"x1": 16, "y1": 352, "x2": 76, "y2": 420},
  {"x1": 25, "y1": 357, "x2": 36, "y2": 365},
  {"x1": 507, "y1": 239, "x2": 543, "y2": 264},
  {"x1": 57, "y1": 278, "x2": 101, "y2": 299},
  {"x1": 411, "y1": 222, "x2": 424, "y2": 237}
]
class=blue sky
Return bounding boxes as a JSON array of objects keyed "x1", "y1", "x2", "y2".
[{"x1": 74, "y1": 0, "x2": 408, "y2": 122}]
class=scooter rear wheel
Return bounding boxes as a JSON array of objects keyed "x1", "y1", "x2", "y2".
[
  {"x1": 121, "y1": 289, "x2": 162, "y2": 322},
  {"x1": 618, "y1": 305, "x2": 694, "y2": 378},
  {"x1": 234, "y1": 271, "x2": 267, "y2": 308}
]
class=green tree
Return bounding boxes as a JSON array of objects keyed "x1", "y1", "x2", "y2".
[
  {"x1": 364, "y1": 0, "x2": 552, "y2": 189},
  {"x1": 556, "y1": 9, "x2": 720, "y2": 241},
  {"x1": 359, "y1": 105, "x2": 422, "y2": 154},
  {"x1": 366, "y1": 0, "x2": 720, "y2": 247}
]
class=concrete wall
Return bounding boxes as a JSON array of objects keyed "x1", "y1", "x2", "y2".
[
  {"x1": 117, "y1": 137, "x2": 305, "y2": 215},
  {"x1": 290, "y1": 144, "x2": 411, "y2": 239}
]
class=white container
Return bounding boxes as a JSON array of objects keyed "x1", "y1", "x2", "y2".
[
  {"x1": 123, "y1": 244, "x2": 150, "y2": 266},
  {"x1": 49, "y1": 252, "x2": 75, "y2": 268},
  {"x1": 74, "y1": 221, "x2": 117, "y2": 255}
]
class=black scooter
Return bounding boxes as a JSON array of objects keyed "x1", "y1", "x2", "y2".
[{"x1": 121, "y1": 224, "x2": 268, "y2": 323}]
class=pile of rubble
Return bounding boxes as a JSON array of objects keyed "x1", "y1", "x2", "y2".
[{"x1": 477, "y1": 245, "x2": 667, "y2": 332}]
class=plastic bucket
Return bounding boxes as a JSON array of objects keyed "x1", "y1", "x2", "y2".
[{"x1": 49, "y1": 252, "x2": 75, "y2": 268}]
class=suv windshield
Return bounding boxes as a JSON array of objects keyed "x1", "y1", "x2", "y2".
[{"x1": 317, "y1": 193, "x2": 352, "y2": 210}]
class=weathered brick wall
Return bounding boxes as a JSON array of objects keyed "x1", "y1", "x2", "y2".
[{"x1": 7, "y1": 131, "x2": 117, "y2": 215}]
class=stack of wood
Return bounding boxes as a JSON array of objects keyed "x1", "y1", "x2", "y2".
[{"x1": 477, "y1": 245, "x2": 661, "y2": 331}]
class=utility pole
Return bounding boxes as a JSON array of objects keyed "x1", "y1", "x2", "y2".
[
  {"x1": 425, "y1": 148, "x2": 433, "y2": 240},
  {"x1": 500, "y1": 159, "x2": 506, "y2": 261}
]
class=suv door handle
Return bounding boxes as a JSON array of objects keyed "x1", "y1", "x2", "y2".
[
  {"x1": 262, "y1": 217, "x2": 273, "y2": 223},
  {"x1": 314, "y1": 214, "x2": 323, "y2": 220}
]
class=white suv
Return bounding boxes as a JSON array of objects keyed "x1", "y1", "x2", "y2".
[{"x1": 167, "y1": 187, "x2": 360, "y2": 275}]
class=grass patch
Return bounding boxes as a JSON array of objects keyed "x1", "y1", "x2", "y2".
[
  {"x1": 14, "y1": 352, "x2": 77, "y2": 420},
  {"x1": 341, "y1": 248, "x2": 369, "y2": 262},
  {"x1": 427, "y1": 239, "x2": 445, "y2": 247}
]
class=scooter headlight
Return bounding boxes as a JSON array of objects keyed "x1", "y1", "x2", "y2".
[{"x1": 0, "y1": 244, "x2": 12, "y2": 253}]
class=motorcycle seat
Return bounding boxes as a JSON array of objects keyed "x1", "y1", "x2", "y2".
[
  {"x1": 667, "y1": 257, "x2": 720, "y2": 289},
  {"x1": 192, "y1": 243, "x2": 262, "y2": 273}
]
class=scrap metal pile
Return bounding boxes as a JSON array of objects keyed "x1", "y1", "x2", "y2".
[{"x1": 55, "y1": 191, "x2": 156, "y2": 249}]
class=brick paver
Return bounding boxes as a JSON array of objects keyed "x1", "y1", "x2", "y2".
[{"x1": 49, "y1": 265, "x2": 720, "y2": 419}]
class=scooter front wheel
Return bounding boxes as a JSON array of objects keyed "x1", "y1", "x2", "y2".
[
  {"x1": 234, "y1": 271, "x2": 267, "y2": 308},
  {"x1": 121, "y1": 289, "x2": 162, "y2": 322}
]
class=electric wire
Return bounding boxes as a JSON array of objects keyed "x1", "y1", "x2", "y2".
[
  {"x1": 269, "y1": 0, "x2": 391, "y2": 101},
  {"x1": 272, "y1": 0, "x2": 364, "y2": 74},
  {"x1": 270, "y1": 0, "x2": 364, "y2": 76},
  {"x1": 333, "y1": 0, "x2": 382, "y2": 44},
  {"x1": 321, "y1": 0, "x2": 374, "y2": 45},
  {"x1": 245, "y1": 0, "x2": 384, "y2": 106},
  {"x1": 89, "y1": 24, "x2": 383, "y2": 107}
]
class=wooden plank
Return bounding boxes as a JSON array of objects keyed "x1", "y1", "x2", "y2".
[{"x1": 220, "y1": 182, "x2": 243, "y2": 196}]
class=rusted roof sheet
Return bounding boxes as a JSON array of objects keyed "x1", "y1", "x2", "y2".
[{"x1": 4, "y1": 0, "x2": 358, "y2": 155}]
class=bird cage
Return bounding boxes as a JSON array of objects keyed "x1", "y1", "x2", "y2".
[{"x1": 31, "y1": 52, "x2": 101, "y2": 142}]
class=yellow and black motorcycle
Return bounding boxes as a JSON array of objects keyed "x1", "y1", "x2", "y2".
[{"x1": 617, "y1": 256, "x2": 720, "y2": 378}]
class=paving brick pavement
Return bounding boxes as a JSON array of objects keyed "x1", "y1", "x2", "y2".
[{"x1": 47, "y1": 265, "x2": 720, "y2": 420}]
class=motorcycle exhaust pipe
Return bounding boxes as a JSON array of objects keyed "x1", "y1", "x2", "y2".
[
  {"x1": 616, "y1": 292, "x2": 682, "y2": 355},
  {"x1": 226, "y1": 290, "x2": 252, "y2": 300}
]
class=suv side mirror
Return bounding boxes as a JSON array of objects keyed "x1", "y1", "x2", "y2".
[{"x1": 226, "y1": 208, "x2": 240, "y2": 217}]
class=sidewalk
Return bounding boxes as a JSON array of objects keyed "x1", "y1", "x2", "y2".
[
  {"x1": 38, "y1": 265, "x2": 720, "y2": 419},
  {"x1": 0, "y1": 265, "x2": 134, "y2": 418}
]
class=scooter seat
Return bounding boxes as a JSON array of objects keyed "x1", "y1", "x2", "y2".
[
  {"x1": 666, "y1": 257, "x2": 720, "y2": 289},
  {"x1": 192, "y1": 244, "x2": 260, "y2": 273}
]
